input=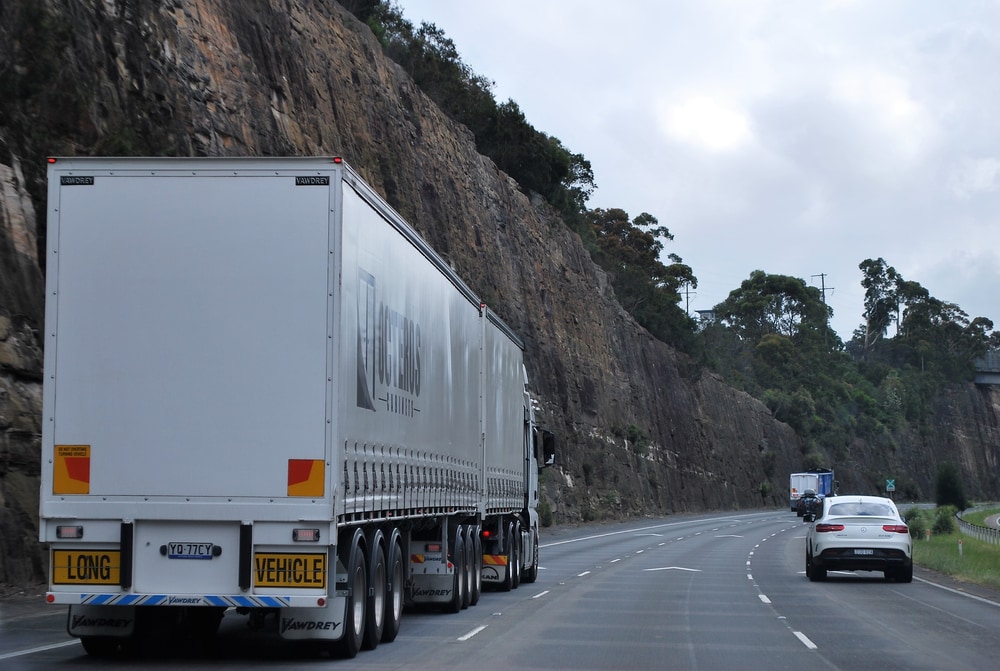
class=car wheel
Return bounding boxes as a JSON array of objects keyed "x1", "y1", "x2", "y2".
[
  {"x1": 897, "y1": 562, "x2": 913, "y2": 583},
  {"x1": 808, "y1": 556, "x2": 826, "y2": 582}
]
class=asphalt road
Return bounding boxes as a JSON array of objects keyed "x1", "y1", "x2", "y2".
[{"x1": 3, "y1": 511, "x2": 999, "y2": 669}]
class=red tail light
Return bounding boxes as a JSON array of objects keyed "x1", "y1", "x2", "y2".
[
  {"x1": 815, "y1": 523, "x2": 845, "y2": 532},
  {"x1": 882, "y1": 524, "x2": 909, "y2": 533}
]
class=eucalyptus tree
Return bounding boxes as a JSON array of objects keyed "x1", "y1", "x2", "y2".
[{"x1": 713, "y1": 270, "x2": 831, "y2": 345}]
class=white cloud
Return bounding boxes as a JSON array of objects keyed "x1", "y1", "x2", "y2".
[
  {"x1": 830, "y1": 68, "x2": 936, "y2": 170},
  {"x1": 657, "y1": 96, "x2": 753, "y2": 152},
  {"x1": 947, "y1": 157, "x2": 1000, "y2": 200}
]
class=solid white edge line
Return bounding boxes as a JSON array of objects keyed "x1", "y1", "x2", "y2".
[
  {"x1": 793, "y1": 631, "x2": 818, "y2": 650},
  {"x1": 914, "y1": 576, "x2": 1000, "y2": 608},
  {"x1": 458, "y1": 625, "x2": 488, "y2": 641},
  {"x1": 0, "y1": 639, "x2": 80, "y2": 661}
]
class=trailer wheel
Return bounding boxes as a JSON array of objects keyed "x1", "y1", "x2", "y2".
[
  {"x1": 462, "y1": 526, "x2": 474, "y2": 609},
  {"x1": 335, "y1": 533, "x2": 368, "y2": 658},
  {"x1": 447, "y1": 531, "x2": 467, "y2": 613},
  {"x1": 80, "y1": 637, "x2": 125, "y2": 658},
  {"x1": 523, "y1": 529, "x2": 539, "y2": 583},
  {"x1": 381, "y1": 533, "x2": 404, "y2": 643},
  {"x1": 469, "y1": 526, "x2": 482, "y2": 606},
  {"x1": 499, "y1": 522, "x2": 515, "y2": 592},
  {"x1": 511, "y1": 522, "x2": 522, "y2": 589},
  {"x1": 362, "y1": 540, "x2": 386, "y2": 650}
]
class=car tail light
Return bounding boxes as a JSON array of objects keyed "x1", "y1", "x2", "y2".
[
  {"x1": 882, "y1": 524, "x2": 909, "y2": 533},
  {"x1": 815, "y1": 523, "x2": 845, "y2": 532}
]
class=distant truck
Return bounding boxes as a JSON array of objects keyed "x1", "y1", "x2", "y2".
[
  {"x1": 790, "y1": 469, "x2": 835, "y2": 514},
  {"x1": 40, "y1": 157, "x2": 555, "y2": 658}
]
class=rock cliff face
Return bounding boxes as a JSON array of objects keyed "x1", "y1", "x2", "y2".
[{"x1": 0, "y1": 0, "x2": 997, "y2": 587}]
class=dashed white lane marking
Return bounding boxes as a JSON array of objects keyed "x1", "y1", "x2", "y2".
[
  {"x1": 0, "y1": 640, "x2": 80, "y2": 661},
  {"x1": 793, "y1": 631, "x2": 818, "y2": 649},
  {"x1": 458, "y1": 625, "x2": 488, "y2": 641}
]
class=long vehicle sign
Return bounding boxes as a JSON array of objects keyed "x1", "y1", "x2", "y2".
[
  {"x1": 52, "y1": 550, "x2": 121, "y2": 585},
  {"x1": 254, "y1": 553, "x2": 326, "y2": 589}
]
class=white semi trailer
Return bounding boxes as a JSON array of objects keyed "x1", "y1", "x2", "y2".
[{"x1": 40, "y1": 156, "x2": 555, "y2": 657}]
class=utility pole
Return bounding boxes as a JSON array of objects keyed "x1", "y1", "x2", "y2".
[
  {"x1": 812, "y1": 273, "x2": 834, "y2": 347},
  {"x1": 811, "y1": 273, "x2": 834, "y2": 304},
  {"x1": 683, "y1": 282, "x2": 695, "y2": 316}
]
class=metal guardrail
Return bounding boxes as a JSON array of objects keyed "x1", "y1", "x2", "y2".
[{"x1": 956, "y1": 506, "x2": 1000, "y2": 546}]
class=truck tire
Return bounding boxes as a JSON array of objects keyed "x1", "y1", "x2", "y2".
[
  {"x1": 381, "y1": 534, "x2": 404, "y2": 643},
  {"x1": 511, "y1": 522, "x2": 522, "y2": 589},
  {"x1": 462, "y1": 527, "x2": 473, "y2": 609},
  {"x1": 522, "y1": 529, "x2": 539, "y2": 583},
  {"x1": 469, "y1": 526, "x2": 482, "y2": 606},
  {"x1": 335, "y1": 533, "x2": 368, "y2": 658},
  {"x1": 80, "y1": 637, "x2": 125, "y2": 658},
  {"x1": 447, "y1": 532, "x2": 467, "y2": 613},
  {"x1": 362, "y1": 539, "x2": 386, "y2": 650},
  {"x1": 499, "y1": 523, "x2": 515, "y2": 592}
]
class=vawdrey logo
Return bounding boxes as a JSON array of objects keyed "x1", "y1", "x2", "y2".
[
  {"x1": 356, "y1": 268, "x2": 422, "y2": 417},
  {"x1": 281, "y1": 617, "x2": 341, "y2": 633}
]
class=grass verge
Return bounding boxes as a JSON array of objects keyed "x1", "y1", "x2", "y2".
[{"x1": 903, "y1": 506, "x2": 1000, "y2": 591}]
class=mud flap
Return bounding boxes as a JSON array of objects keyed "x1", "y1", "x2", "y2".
[
  {"x1": 67, "y1": 604, "x2": 136, "y2": 638},
  {"x1": 278, "y1": 595, "x2": 347, "y2": 641}
]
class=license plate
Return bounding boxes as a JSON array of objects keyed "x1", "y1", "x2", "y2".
[
  {"x1": 168, "y1": 542, "x2": 214, "y2": 559},
  {"x1": 254, "y1": 553, "x2": 327, "y2": 588},
  {"x1": 854, "y1": 548, "x2": 874, "y2": 555}
]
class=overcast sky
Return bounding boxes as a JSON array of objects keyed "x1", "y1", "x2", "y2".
[{"x1": 396, "y1": 0, "x2": 999, "y2": 342}]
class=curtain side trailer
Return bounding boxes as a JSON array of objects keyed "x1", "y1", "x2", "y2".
[{"x1": 40, "y1": 157, "x2": 555, "y2": 657}]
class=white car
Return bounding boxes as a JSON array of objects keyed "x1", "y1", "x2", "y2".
[{"x1": 805, "y1": 495, "x2": 913, "y2": 582}]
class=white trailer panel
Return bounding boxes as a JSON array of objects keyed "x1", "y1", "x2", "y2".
[{"x1": 43, "y1": 161, "x2": 334, "y2": 523}]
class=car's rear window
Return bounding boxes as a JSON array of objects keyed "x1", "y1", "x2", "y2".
[{"x1": 828, "y1": 502, "x2": 895, "y2": 517}]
